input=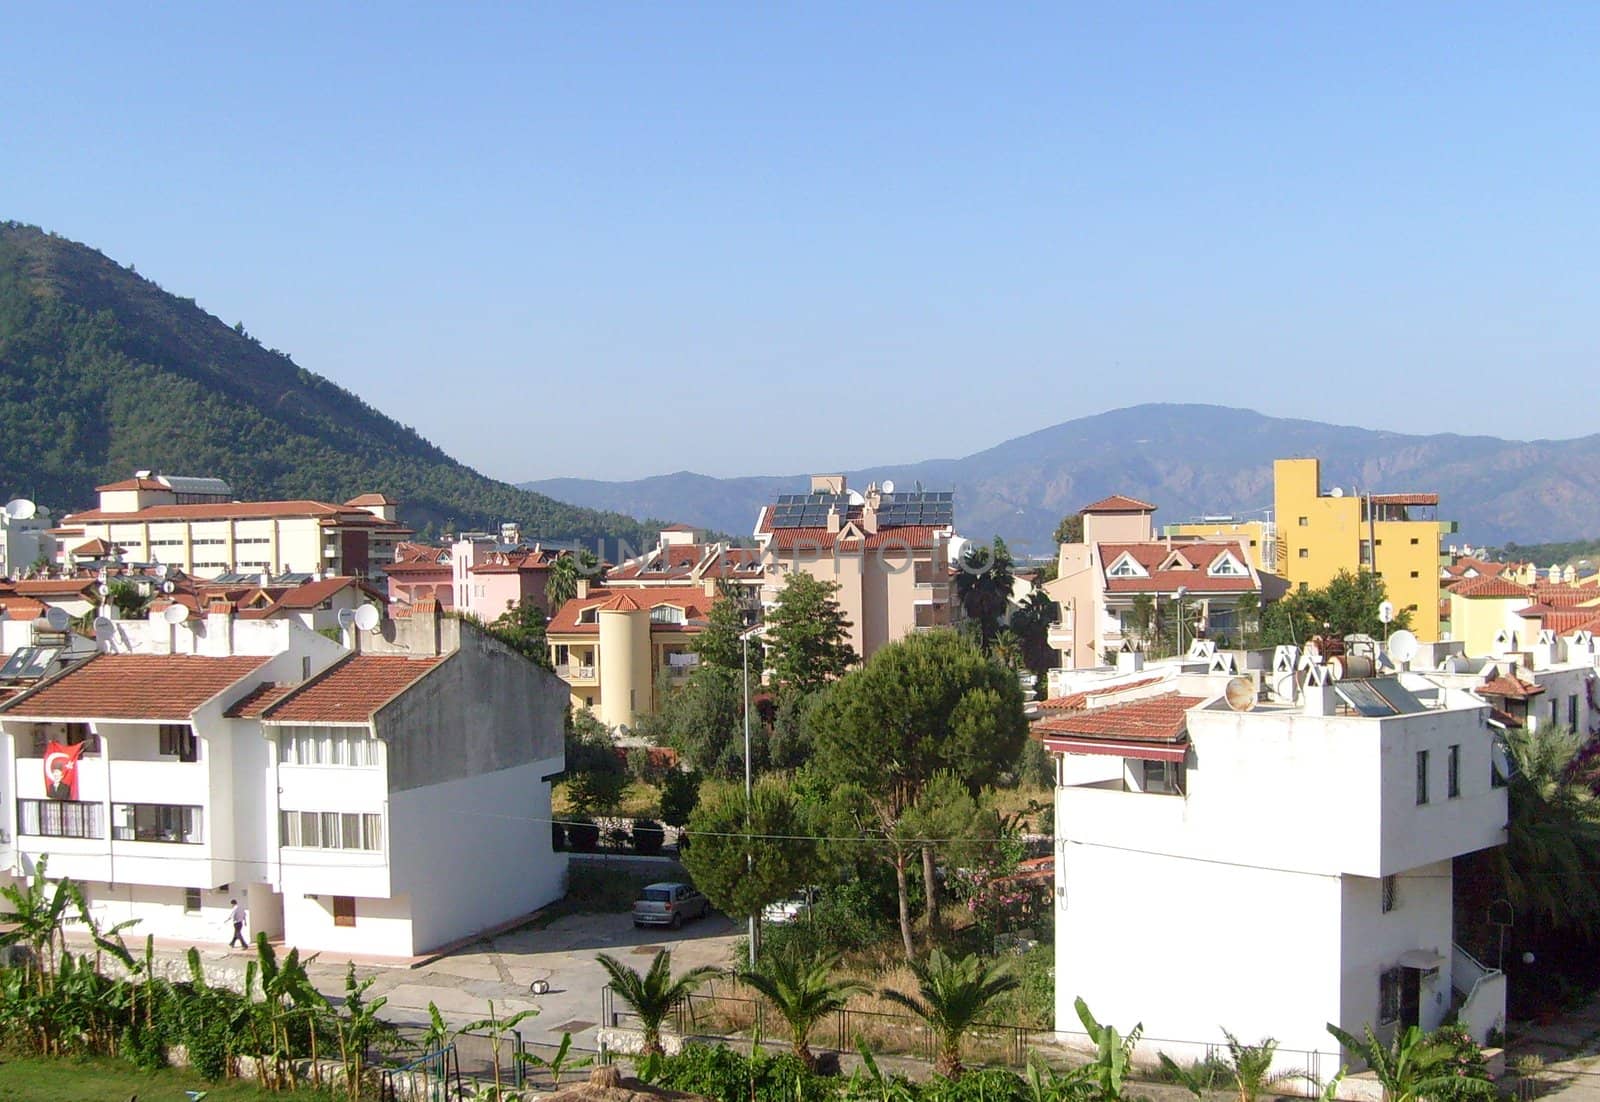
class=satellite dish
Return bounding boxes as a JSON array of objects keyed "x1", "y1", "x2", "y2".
[
  {"x1": 161, "y1": 581, "x2": 176, "y2": 594},
  {"x1": 155, "y1": 564, "x2": 169, "y2": 579},
  {"x1": 336, "y1": 607, "x2": 357, "y2": 629},
  {"x1": 44, "y1": 607, "x2": 70, "y2": 631},
  {"x1": 1224, "y1": 676, "x2": 1257, "y2": 712},
  {"x1": 92, "y1": 615, "x2": 114, "y2": 635},
  {"x1": 1174, "y1": 585, "x2": 1189, "y2": 600},
  {"x1": 947, "y1": 535, "x2": 970, "y2": 562},
  {"x1": 3, "y1": 498, "x2": 36, "y2": 520},
  {"x1": 354, "y1": 604, "x2": 381, "y2": 632},
  {"x1": 1330, "y1": 486, "x2": 1344, "y2": 498},
  {"x1": 881, "y1": 479, "x2": 896, "y2": 495},
  {"x1": 1388, "y1": 629, "x2": 1420, "y2": 664},
  {"x1": 1378, "y1": 601, "x2": 1395, "y2": 625},
  {"x1": 96, "y1": 582, "x2": 110, "y2": 596},
  {"x1": 163, "y1": 604, "x2": 190, "y2": 625},
  {"x1": 847, "y1": 489, "x2": 865, "y2": 506}
]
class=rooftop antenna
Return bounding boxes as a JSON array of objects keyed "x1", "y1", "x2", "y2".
[
  {"x1": 1388, "y1": 629, "x2": 1419, "y2": 671},
  {"x1": 1224, "y1": 675, "x2": 1257, "y2": 712},
  {"x1": 881, "y1": 479, "x2": 896, "y2": 495},
  {"x1": 354, "y1": 604, "x2": 381, "y2": 632}
]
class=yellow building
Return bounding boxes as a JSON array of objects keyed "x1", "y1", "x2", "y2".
[
  {"x1": 1446, "y1": 576, "x2": 1536, "y2": 658},
  {"x1": 1274, "y1": 458, "x2": 1452, "y2": 640},
  {"x1": 546, "y1": 582, "x2": 716, "y2": 729},
  {"x1": 1162, "y1": 518, "x2": 1278, "y2": 573}
]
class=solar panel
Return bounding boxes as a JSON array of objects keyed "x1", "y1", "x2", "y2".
[
  {"x1": 876, "y1": 490, "x2": 955, "y2": 528},
  {"x1": 769, "y1": 493, "x2": 851, "y2": 529},
  {"x1": 0, "y1": 648, "x2": 37, "y2": 680},
  {"x1": 1334, "y1": 677, "x2": 1425, "y2": 718},
  {"x1": 20, "y1": 647, "x2": 58, "y2": 679}
]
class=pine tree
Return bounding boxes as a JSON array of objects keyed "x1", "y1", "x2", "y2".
[{"x1": 765, "y1": 574, "x2": 855, "y2": 696}]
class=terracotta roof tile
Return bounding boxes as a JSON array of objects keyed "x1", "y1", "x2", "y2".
[
  {"x1": 1033, "y1": 692, "x2": 1204, "y2": 741},
  {"x1": 1450, "y1": 576, "x2": 1533, "y2": 599},
  {"x1": 762, "y1": 525, "x2": 945, "y2": 552},
  {"x1": 1037, "y1": 675, "x2": 1167, "y2": 712},
  {"x1": 0, "y1": 655, "x2": 270, "y2": 719},
  {"x1": 1477, "y1": 675, "x2": 1545, "y2": 699},
  {"x1": 63, "y1": 500, "x2": 406, "y2": 526},
  {"x1": 1099, "y1": 541, "x2": 1258, "y2": 594},
  {"x1": 94, "y1": 477, "x2": 168, "y2": 491},
  {"x1": 344, "y1": 493, "x2": 398, "y2": 506},
  {"x1": 224, "y1": 682, "x2": 300, "y2": 719},
  {"x1": 548, "y1": 585, "x2": 717, "y2": 634},
  {"x1": 0, "y1": 597, "x2": 47, "y2": 620},
  {"x1": 263, "y1": 655, "x2": 446, "y2": 724},
  {"x1": 1081, "y1": 495, "x2": 1157, "y2": 514}
]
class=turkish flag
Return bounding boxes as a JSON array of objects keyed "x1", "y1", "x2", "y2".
[{"x1": 43, "y1": 741, "x2": 86, "y2": 801}]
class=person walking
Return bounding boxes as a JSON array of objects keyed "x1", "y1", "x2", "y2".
[{"x1": 227, "y1": 898, "x2": 248, "y2": 949}]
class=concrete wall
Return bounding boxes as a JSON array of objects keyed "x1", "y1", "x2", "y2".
[{"x1": 1338, "y1": 862, "x2": 1454, "y2": 1040}]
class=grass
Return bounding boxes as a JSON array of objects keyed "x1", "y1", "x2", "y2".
[
  {"x1": 552, "y1": 779, "x2": 662, "y2": 818},
  {"x1": 0, "y1": 1056, "x2": 339, "y2": 1101}
]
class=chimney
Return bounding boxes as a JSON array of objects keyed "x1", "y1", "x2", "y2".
[
  {"x1": 576, "y1": 578, "x2": 590, "y2": 599},
  {"x1": 414, "y1": 595, "x2": 442, "y2": 655},
  {"x1": 1115, "y1": 648, "x2": 1145, "y2": 674},
  {"x1": 207, "y1": 599, "x2": 234, "y2": 654}
]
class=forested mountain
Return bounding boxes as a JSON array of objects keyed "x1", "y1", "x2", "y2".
[
  {"x1": 527, "y1": 405, "x2": 1600, "y2": 554},
  {"x1": 0, "y1": 223, "x2": 658, "y2": 550}
]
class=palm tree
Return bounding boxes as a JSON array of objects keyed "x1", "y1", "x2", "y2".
[
  {"x1": 1325, "y1": 1024, "x2": 1493, "y2": 1102},
  {"x1": 879, "y1": 949, "x2": 1019, "y2": 1078},
  {"x1": 736, "y1": 946, "x2": 867, "y2": 1070},
  {"x1": 1215, "y1": 1030, "x2": 1310, "y2": 1102},
  {"x1": 1489, "y1": 725, "x2": 1600, "y2": 927},
  {"x1": 953, "y1": 538, "x2": 1015, "y2": 650},
  {"x1": 596, "y1": 949, "x2": 718, "y2": 1059}
]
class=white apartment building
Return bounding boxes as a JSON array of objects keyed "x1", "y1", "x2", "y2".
[
  {"x1": 1041, "y1": 665, "x2": 1508, "y2": 1073},
  {"x1": 0, "y1": 497, "x2": 56, "y2": 578},
  {"x1": 0, "y1": 601, "x2": 566, "y2": 957},
  {"x1": 56, "y1": 475, "x2": 411, "y2": 580}
]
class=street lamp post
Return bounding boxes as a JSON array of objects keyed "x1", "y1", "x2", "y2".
[{"x1": 739, "y1": 622, "x2": 765, "y2": 967}]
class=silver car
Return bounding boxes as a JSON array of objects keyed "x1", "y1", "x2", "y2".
[{"x1": 632, "y1": 882, "x2": 710, "y2": 929}]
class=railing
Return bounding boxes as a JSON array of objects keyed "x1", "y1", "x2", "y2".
[
  {"x1": 557, "y1": 663, "x2": 598, "y2": 682},
  {"x1": 378, "y1": 1042, "x2": 460, "y2": 1102}
]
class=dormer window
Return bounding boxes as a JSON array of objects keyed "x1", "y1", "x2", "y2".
[
  {"x1": 1207, "y1": 553, "x2": 1248, "y2": 577},
  {"x1": 577, "y1": 607, "x2": 598, "y2": 625},
  {"x1": 1158, "y1": 551, "x2": 1194, "y2": 572},
  {"x1": 1106, "y1": 553, "x2": 1147, "y2": 579},
  {"x1": 650, "y1": 605, "x2": 686, "y2": 625}
]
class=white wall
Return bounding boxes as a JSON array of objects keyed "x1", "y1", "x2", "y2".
[
  {"x1": 79, "y1": 881, "x2": 241, "y2": 947},
  {"x1": 1338, "y1": 862, "x2": 1454, "y2": 1040},
  {"x1": 283, "y1": 890, "x2": 415, "y2": 957},
  {"x1": 388, "y1": 754, "x2": 565, "y2": 955}
]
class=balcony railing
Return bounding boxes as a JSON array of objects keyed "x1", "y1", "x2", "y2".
[{"x1": 557, "y1": 663, "x2": 598, "y2": 683}]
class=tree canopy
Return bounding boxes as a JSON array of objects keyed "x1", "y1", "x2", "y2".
[
  {"x1": 692, "y1": 594, "x2": 760, "y2": 674},
  {"x1": 1259, "y1": 569, "x2": 1411, "y2": 646},
  {"x1": 954, "y1": 537, "x2": 1016, "y2": 649},
  {"x1": 681, "y1": 778, "x2": 818, "y2": 924},
  {"x1": 764, "y1": 573, "x2": 855, "y2": 696},
  {"x1": 483, "y1": 598, "x2": 553, "y2": 670}
]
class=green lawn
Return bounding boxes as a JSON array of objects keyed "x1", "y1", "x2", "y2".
[{"x1": 0, "y1": 1057, "x2": 339, "y2": 1101}]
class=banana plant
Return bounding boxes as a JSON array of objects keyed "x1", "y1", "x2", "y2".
[
  {"x1": 519, "y1": 1031, "x2": 593, "y2": 1087},
  {"x1": 1074, "y1": 997, "x2": 1143, "y2": 1102},
  {"x1": 459, "y1": 998, "x2": 541, "y2": 1101}
]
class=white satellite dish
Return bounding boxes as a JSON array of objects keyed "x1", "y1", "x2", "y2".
[
  {"x1": 1330, "y1": 486, "x2": 1344, "y2": 498},
  {"x1": 163, "y1": 604, "x2": 190, "y2": 625},
  {"x1": 1378, "y1": 600, "x2": 1395, "y2": 625},
  {"x1": 846, "y1": 489, "x2": 865, "y2": 507},
  {"x1": 947, "y1": 535, "x2": 970, "y2": 562},
  {"x1": 154, "y1": 564, "x2": 169, "y2": 579},
  {"x1": 44, "y1": 607, "x2": 70, "y2": 631},
  {"x1": 161, "y1": 580, "x2": 176, "y2": 594},
  {"x1": 1388, "y1": 629, "x2": 1420, "y2": 665},
  {"x1": 92, "y1": 615, "x2": 114, "y2": 635},
  {"x1": 336, "y1": 607, "x2": 357, "y2": 629},
  {"x1": 3, "y1": 498, "x2": 37, "y2": 520},
  {"x1": 1224, "y1": 676, "x2": 1257, "y2": 712},
  {"x1": 354, "y1": 604, "x2": 381, "y2": 632},
  {"x1": 881, "y1": 479, "x2": 895, "y2": 495},
  {"x1": 96, "y1": 582, "x2": 109, "y2": 596}
]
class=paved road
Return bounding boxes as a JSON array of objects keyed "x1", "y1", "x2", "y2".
[{"x1": 1507, "y1": 994, "x2": 1600, "y2": 1102}]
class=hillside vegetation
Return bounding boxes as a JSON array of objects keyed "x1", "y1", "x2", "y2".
[{"x1": 0, "y1": 222, "x2": 658, "y2": 549}]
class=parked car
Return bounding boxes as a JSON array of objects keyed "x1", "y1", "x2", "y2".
[
  {"x1": 632, "y1": 882, "x2": 710, "y2": 929},
  {"x1": 761, "y1": 887, "x2": 819, "y2": 925}
]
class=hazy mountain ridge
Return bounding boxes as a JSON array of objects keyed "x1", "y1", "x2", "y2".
[
  {"x1": 0, "y1": 223, "x2": 661, "y2": 550},
  {"x1": 526, "y1": 405, "x2": 1600, "y2": 553}
]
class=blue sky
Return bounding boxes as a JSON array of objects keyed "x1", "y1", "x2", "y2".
[{"x1": 5, "y1": 4, "x2": 1598, "y2": 481}]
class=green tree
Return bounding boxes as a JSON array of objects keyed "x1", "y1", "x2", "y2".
[
  {"x1": 879, "y1": 950, "x2": 1019, "y2": 1078},
  {"x1": 1231, "y1": 591, "x2": 1261, "y2": 649},
  {"x1": 681, "y1": 779, "x2": 817, "y2": 935},
  {"x1": 1008, "y1": 590, "x2": 1061, "y2": 679},
  {"x1": 1074, "y1": 998, "x2": 1144, "y2": 1102},
  {"x1": 647, "y1": 665, "x2": 760, "y2": 780},
  {"x1": 545, "y1": 550, "x2": 606, "y2": 609},
  {"x1": 106, "y1": 579, "x2": 149, "y2": 619},
  {"x1": 765, "y1": 573, "x2": 855, "y2": 696},
  {"x1": 1162, "y1": 1031, "x2": 1309, "y2": 1102},
  {"x1": 658, "y1": 768, "x2": 702, "y2": 827},
  {"x1": 484, "y1": 598, "x2": 554, "y2": 670},
  {"x1": 954, "y1": 537, "x2": 1015, "y2": 650},
  {"x1": 1260, "y1": 570, "x2": 1411, "y2": 647},
  {"x1": 692, "y1": 595, "x2": 758, "y2": 674},
  {"x1": 1325, "y1": 1024, "x2": 1494, "y2": 1102},
  {"x1": 811, "y1": 630, "x2": 1028, "y2": 957},
  {"x1": 563, "y1": 708, "x2": 626, "y2": 816},
  {"x1": 1052, "y1": 513, "x2": 1084, "y2": 545},
  {"x1": 736, "y1": 945, "x2": 867, "y2": 1070},
  {"x1": 595, "y1": 949, "x2": 718, "y2": 1059}
]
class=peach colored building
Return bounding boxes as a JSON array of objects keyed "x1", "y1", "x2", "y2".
[
  {"x1": 383, "y1": 543, "x2": 454, "y2": 611},
  {"x1": 609, "y1": 527, "x2": 765, "y2": 600},
  {"x1": 752, "y1": 476, "x2": 956, "y2": 661},
  {"x1": 1043, "y1": 495, "x2": 1263, "y2": 669}
]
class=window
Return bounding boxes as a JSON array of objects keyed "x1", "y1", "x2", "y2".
[
  {"x1": 159, "y1": 723, "x2": 198, "y2": 762},
  {"x1": 18, "y1": 799, "x2": 104, "y2": 838},
  {"x1": 1359, "y1": 540, "x2": 1373, "y2": 565},
  {"x1": 1378, "y1": 968, "x2": 1403, "y2": 1025},
  {"x1": 1550, "y1": 700, "x2": 1559, "y2": 729},
  {"x1": 1409, "y1": 571, "x2": 1419, "y2": 579},
  {"x1": 278, "y1": 810, "x2": 384, "y2": 851},
  {"x1": 1141, "y1": 760, "x2": 1184, "y2": 795},
  {"x1": 184, "y1": 888, "x2": 202, "y2": 915},
  {"x1": 1298, "y1": 582, "x2": 1309, "y2": 593},
  {"x1": 649, "y1": 605, "x2": 686, "y2": 625},
  {"x1": 1298, "y1": 548, "x2": 1309, "y2": 559},
  {"x1": 1415, "y1": 750, "x2": 1430, "y2": 805},
  {"x1": 1207, "y1": 554, "x2": 1248, "y2": 577},
  {"x1": 1298, "y1": 517, "x2": 1308, "y2": 527},
  {"x1": 1107, "y1": 556, "x2": 1144, "y2": 578},
  {"x1": 113, "y1": 803, "x2": 202, "y2": 844},
  {"x1": 332, "y1": 896, "x2": 356, "y2": 927},
  {"x1": 32, "y1": 723, "x2": 98, "y2": 756},
  {"x1": 1410, "y1": 538, "x2": 1419, "y2": 545},
  {"x1": 279, "y1": 727, "x2": 377, "y2": 767},
  {"x1": 1571, "y1": 695, "x2": 1580, "y2": 730},
  {"x1": 1447, "y1": 745, "x2": 1461, "y2": 799},
  {"x1": 1381, "y1": 875, "x2": 1397, "y2": 913}
]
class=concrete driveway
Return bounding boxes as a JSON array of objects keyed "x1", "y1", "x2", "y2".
[{"x1": 305, "y1": 909, "x2": 742, "y2": 1052}]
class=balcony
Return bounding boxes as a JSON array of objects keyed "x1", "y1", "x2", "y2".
[
  {"x1": 1047, "y1": 620, "x2": 1074, "y2": 648},
  {"x1": 557, "y1": 663, "x2": 599, "y2": 685}
]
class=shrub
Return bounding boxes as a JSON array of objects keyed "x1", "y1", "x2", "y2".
[
  {"x1": 659, "y1": 768, "x2": 702, "y2": 827},
  {"x1": 633, "y1": 819, "x2": 666, "y2": 855},
  {"x1": 646, "y1": 1042, "x2": 833, "y2": 1102},
  {"x1": 566, "y1": 817, "x2": 600, "y2": 852}
]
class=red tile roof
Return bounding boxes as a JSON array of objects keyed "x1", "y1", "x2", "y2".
[
  {"x1": 1527, "y1": 584, "x2": 1599, "y2": 609},
  {"x1": 95, "y1": 477, "x2": 168, "y2": 492},
  {"x1": 1443, "y1": 557, "x2": 1508, "y2": 580},
  {"x1": 1099, "y1": 542, "x2": 1258, "y2": 594},
  {"x1": 0, "y1": 597, "x2": 47, "y2": 620},
  {"x1": 548, "y1": 585, "x2": 716, "y2": 634},
  {"x1": 382, "y1": 559, "x2": 452, "y2": 575},
  {"x1": 261, "y1": 655, "x2": 447, "y2": 724},
  {"x1": 0, "y1": 654, "x2": 270, "y2": 719},
  {"x1": 1034, "y1": 692, "x2": 1204, "y2": 741},
  {"x1": 1037, "y1": 675, "x2": 1167, "y2": 712},
  {"x1": 1081, "y1": 495, "x2": 1157, "y2": 514},
  {"x1": 10, "y1": 578, "x2": 98, "y2": 597},
  {"x1": 71, "y1": 538, "x2": 117, "y2": 557},
  {"x1": 662, "y1": 523, "x2": 697, "y2": 533},
  {"x1": 1450, "y1": 576, "x2": 1532, "y2": 599},
  {"x1": 1477, "y1": 676, "x2": 1544, "y2": 699},
  {"x1": 224, "y1": 682, "x2": 300, "y2": 719},
  {"x1": 762, "y1": 526, "x2": 946, "y2": 552},
  {"x1": 1369, "y1": 492, "x2": 1439, "y2": 507},
  {"x1": 63, "y1": 500, "x2": 405, "y2": 525},
  {"x1": 344, "y1": 493, "x2": 397, "y2": 506}
]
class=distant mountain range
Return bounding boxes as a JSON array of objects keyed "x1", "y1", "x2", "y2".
[
  {"x1": 525, "y1": 405, "x2": 1600, "y2": 554},
  {"x1": 0, "y1": 223, "x2": 660, "y2": 552}
]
